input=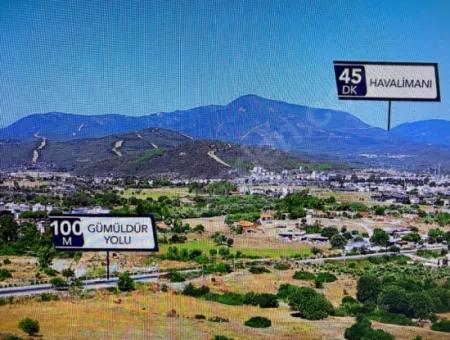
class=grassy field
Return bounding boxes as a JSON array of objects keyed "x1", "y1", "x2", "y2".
[
  {"x1": 158, "y1": 238, "x2": 312, "y2": 259},
  {"x1": 0, "y1": 282, "x2": 446, "y2": 340},
  {"x1": 121, "y1": 187, "x2": 189, "y2": 199}
]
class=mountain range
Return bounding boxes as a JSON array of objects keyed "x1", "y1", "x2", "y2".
[{"x1": 0, "y1": 95, "x2": 449, "y2": 174}]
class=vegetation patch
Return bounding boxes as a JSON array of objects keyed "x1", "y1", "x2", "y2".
[{"x1": 244, "y1": 316, "x2": 271, "y2": 328}]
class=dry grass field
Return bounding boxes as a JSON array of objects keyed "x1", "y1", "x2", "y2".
[{"x1": 1, "y1": 284, "x2": 448, "y2": 340}]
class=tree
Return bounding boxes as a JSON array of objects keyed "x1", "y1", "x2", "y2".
[
  {"x1": 378, "y1": 286, "x2": 410, "y2": 315},
  {"x1": 62, "y1": 268, "x2": 75, "y2": 279},
  {"x1": 321, "y1": 227, "x2": 339, "y2": 239},
  {"x1": 330, "y1": 234, "x2": 347, "y2": 249},
  {"x1": 409, "y1": 292, "x2": 433, "y2": 320},
  {"x1": 356, "y1": 275, "x2": 381, "y2": 303},
  {"x1": 402, "y1": 232, "x2": 421, "y2": 243},
  {"x1": 117, "y1": 271, "x2": 135, "y2": 291},
  {"x1": 37, "y1": 245, "x2": 55, "y2": 269},
  {"x1": 0, "y1": 214, "x2": 20, "y2": 244},
  {"x1": 18, "y1": 318, "x2": 40, "y2": 336},
  {"x1": 370, "y1": 229, "x2": 390, "y2": 247},
  {"x1": 345, "y1": 317, "x2": 394, "y2": 340},
  {"x1": 288, "y1": 287, "x2": 333, "y2": 320}
]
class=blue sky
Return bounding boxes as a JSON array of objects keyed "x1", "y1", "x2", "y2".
[{"x1": 0, "y1": 0, "x2": 448, "y2": 128}]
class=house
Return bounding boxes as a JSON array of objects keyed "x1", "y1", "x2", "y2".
[
  {"x1": 236, "y1": 220, "x2": 256, "y2": 232},
  {"x1": 259, "y1": 212, "x2": 273, "y2": 222}
]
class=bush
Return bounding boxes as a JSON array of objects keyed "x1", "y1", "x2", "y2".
[
  {"x1": 4, "y1": 335, "x2": 23, "y2": 340},
  {"x1": 117, "y1": 271, "x2": 135, "y2": 292},
  {"x1": 169, "y1": 270, "x2": 185, "y2": 282},
  {"x1": 315, "y1": 272, "x2": 337, "y2": 283},
  {"x1": 249, "y1": 266, "x2": 270, "y2": 274},
  {"x1": 3, "y1": 258, "x2": 11, "y2": 265},
  {"x1": 244, "y1": 316, "x2": 271, "y2": 328},
  {"x1": 208, "y1": 316, "x2": 229, "y2": 323},
  {"x1": 50, "y1": 277, "x2": 67, "y2": 288},
  {"x1": 38, "y1": 293, "x2": 59, "y2": 302},
  {"x1": 195, "y1": 314, "x2": 206, "y2": 319},
  {"x1": 183, "y1": 283, "x2": 210, "y2": 297},
  {"x1": 277, "y1": 283, "x2": 301, "y2": 301},
  {"x1": 243, "y1": 292, "x2": 278, "y2": 308},
  {"x1": 0, "y1": 268, "x2": 12, "y2": 280},
  {"x1": 204, "y1": 292, "x2": 244, "y2": 306},
  {"x1": 345, "y1": 318, "x2": 394, "y2": 340},
  {"x1": 273, "y1": 263, "x2": 290, "y2": 270},
  {"x1": 431, "y1": 319, "x2": 450, "y2": 332},
  {"x1": 18, "y1": 318, "x2": 40, "y2": 336},
  {"x1": 203, "y1": 262, "x2": 232, "y2": 274},
  {"x1": 292, "y1": 271, "x2": 315, "y2": 280},
  {"x1": 213, "y1": 336, "x2": 232, "y2": 340}
]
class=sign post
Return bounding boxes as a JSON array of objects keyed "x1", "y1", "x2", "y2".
[
  {"x1": 106, "y1": 250, "x2": 110, "y2": 280},
  {"x1": 333, "y1": 61, "x2": 440, "y2": 130},
  {"x1": 50, "y1": 214, "x2": 158, "y2": 280}
]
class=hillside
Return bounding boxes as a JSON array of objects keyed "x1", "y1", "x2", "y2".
[
  {"x1": 1, "y1": 95, "x2": 449, "y2": 172},
  {"x1": 392, "y1": 120, "x2": 450, "y2": 147},
  {"x1": 0, "y1": 127, "x2": 325, "y2": 178}
]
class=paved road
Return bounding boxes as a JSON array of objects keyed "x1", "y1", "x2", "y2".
[{"x1": 0, "y1": 245, "x2": 446, "y2": 297}]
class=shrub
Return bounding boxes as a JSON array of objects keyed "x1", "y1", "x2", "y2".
[
  {"x1": 342, "y1": 296, "x2": 358, "y2": 304},
  {"x1": 3, "y1": 258, "x2": 11, "y2": 265},
  {"x1": 169, "y1": 270, "x2": 185, "y2": 283},
  {"x1": 277, "y1": 283, "x2": 301, "y2": 301},
  {"x1": 292, "y1": 271, "x2": 315, "y2": 281},
  {"x1": 249, "y1": 266, "x2": 270, "y2": 274},
  {"x1": 4, "y1": 335, "x2": 22, "y2": 340},
  {"x1": 18, "y1": 318, "x2": 40, "y2": 336},
  {"x1": 183, "y1": 283, "x2": 210, "y2": 297},
  {"x1": 344, "y1": 318, "x2": 394, "y2": 340},
  {"x1": 243, "y1": 292, "x2": 278, "y2": 308},
  {"x1": 213, "y1": 336, "x2": 232, "y2": 340},
  {"x1": 315, "y1": 272, "x2": 337, "y2": 283},
  {"x1": 0, "y1": 268, "x2": 12, "y2": 280},
  {"x1": 273, "y1": 263, "x2": 290, "y2": 270},
  {"x1": 431, "y1": 319, "x2": 450, "y2": 332},
  {"x1": 194, "y1": 314, "x2": 206, "y2": 319},
  {"x1": 38, "y1": 293, "x2": 59, "y2": 302},
  {"x1": 117, "y1": 271, "x2": 135, "y2": 292},
  {"x1": 204, "y1": 292, "x2": 244, "y2": 305},
  {"x1": 244, "y1": 316, "x2": 271, "y2": 328},
  {"x1": 208, "y1": 316, "x2": 229, "y2": 323},
  {"x1": 50, "y1": 277, "x2": 67, "y2": 288}
]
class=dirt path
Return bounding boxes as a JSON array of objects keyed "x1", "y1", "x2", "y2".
[
  {"x1": 112, "y1": 140, "x2": 124, "y2": 157},
  {"x1": 32, "y1": 134, "x2": 47, "y2": 164},
  {"x1": 207, "y1": 150, "x2": 231, "y2": 167}
]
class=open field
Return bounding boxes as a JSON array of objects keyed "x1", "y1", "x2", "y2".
[
  {"x1": 121, "y1": 187, "x2": 190, "y2": 199},
  {"x1": 0, "y1": 285, "x2": 448, "y2": 340},
  {"x1": 197, "y1": 268, "x2": 356, "y2": 307}
]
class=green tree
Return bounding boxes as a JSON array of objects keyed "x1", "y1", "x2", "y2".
[
  {"x1": 409, "y1": 292, "x2": 433, "y2": 320},
  {"x1": 356, "y1": 275, "x2": 381, "y2": 303},
  {"x1": 370, "y1": 229, "x2": 390, "y2": 247},
  {"x1": 378, "y1": 286, "x2": 410, "y2": 315},
  {"x1": 330, "y1": 234, "x2": 347, "y2": 249},
  {"x1": 288, "y1": 287, "x2": 333, "y2": 320},
  {"x1": 37, "y1": 245, "x2": 55, "y2": 269},
  {"x1": 320, "y1": 227, "x2": 339, "y2": 239},
  {"x1": 117, "y1": 271, "x2": 135, "y2": 291},
  {"x1": 18, "y1": 318, "x2": 40, "y2": 336},
  {"x1": 0, "y1": 214, "x2": 20, "y2": 244}
]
